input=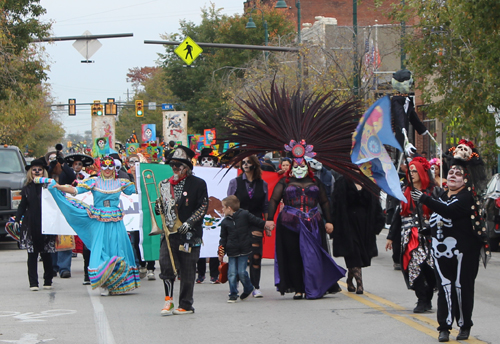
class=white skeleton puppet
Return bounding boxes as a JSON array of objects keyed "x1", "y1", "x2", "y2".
[
  {"x1": 197, "y1": 148, "x2": 218, "y2": 168},
  {"x1": 412, "y1": 142, "x2": 485, "y2": 332}
]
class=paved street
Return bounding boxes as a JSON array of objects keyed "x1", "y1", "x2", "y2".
[{"x1": 1, "y1": 231, "x2": 498, "y2": 344}]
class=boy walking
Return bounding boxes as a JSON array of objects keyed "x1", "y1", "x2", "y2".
[{"x1": 218, "y1": 196, "x2": 273, "y2": 303}]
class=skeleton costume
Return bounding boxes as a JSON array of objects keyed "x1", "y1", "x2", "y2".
[
  {"x1": 417, "y1": 140, "x2": 488, "y2": 337},
  {"x1": 218, "y1": 83, "x2": 373, "y2": 298},
  {"x1": 157, "y1": 146, "x2": 208, "y2": 315}
]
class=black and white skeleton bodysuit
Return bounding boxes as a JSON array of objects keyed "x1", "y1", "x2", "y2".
[{"x1": 420, "y1": 188, "x2": 482, "y2": 332}]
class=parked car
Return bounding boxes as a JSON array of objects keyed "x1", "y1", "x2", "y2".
[
  {"x1": 483, "y1": 173, "x2": 500, "y2": 251},
  {"x1": 0, "y1": 145, "x2": 26, "y2": 239}
]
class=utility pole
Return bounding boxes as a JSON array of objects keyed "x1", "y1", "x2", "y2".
[{"x1": 353, "y1": 0, "x2": 359, "y2": 96}]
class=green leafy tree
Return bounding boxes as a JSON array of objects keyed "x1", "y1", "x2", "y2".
[{"x1": 389, "y1": 0, "x2": 500, "y2": 163}]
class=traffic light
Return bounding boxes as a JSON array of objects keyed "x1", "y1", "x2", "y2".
[
  {"x1": 68, "y1": 99, "x2": 76, "y2": 116},
  {"x1": 135, "y1": 100, "x2": 144, "y2": 117},
  {"x1": 106, "y1": 98, "x2": 117, "y2": 115},
  {"x1": 92, "y1": 100, "x2": 102, "y2": 116}
]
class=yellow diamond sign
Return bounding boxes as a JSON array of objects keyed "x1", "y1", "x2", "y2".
[{"x1": 174, "y1": 36, "x2": 203, "y2": 65}]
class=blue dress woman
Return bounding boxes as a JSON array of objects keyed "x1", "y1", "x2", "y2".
[{"x1": 35, "y1": 156, "x2": 140, "y2": 295}]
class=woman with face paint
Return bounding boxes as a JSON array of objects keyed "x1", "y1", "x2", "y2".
[
  {"x1": 267, "y1": 144, "x2": 346, "y2": 300},
  {"x1": 36, "y1": 156, "x2": 140, "y2": 296},
  {"x1": 410, "y1": 140, "x2": 486, "y2": 342},
  {"x1": 386, "y1": 157, "x2": 436, "y2": 314},
  {"x1": 14, "y1": 158, "x2": 56, "y2": 291},
  {"x1": 430, "y1": 158, "x2": 447, "y2": 189},
  {"x1": 227, "y1": 155, "x2": 269, "y2": 298}
]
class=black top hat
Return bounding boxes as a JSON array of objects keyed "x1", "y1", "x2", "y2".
[
  {"x1": 64, "y1": 153, "x2": 94, "y2": 167},
  {"x1": 392, "y1": 69, "x2": 412, "y2": 82},
  {"x1": 197, "y1": 147, "x2": 218, "y2": 164},
  {"x1": 165, "y1": 145, "x2": 195, "y2": 170},
  {"x1": 26, "y1": 158, "x2": 48, "y2": 171}
]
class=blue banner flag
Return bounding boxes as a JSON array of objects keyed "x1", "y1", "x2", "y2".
[{"x1": 351, "y1": 96, "x2": 406, "y2": 202}]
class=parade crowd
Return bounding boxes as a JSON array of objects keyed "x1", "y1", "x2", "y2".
[{"x1": 9, "y1": 71, "x2": 490, "y2": 343}]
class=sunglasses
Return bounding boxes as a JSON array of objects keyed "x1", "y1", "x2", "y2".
[
  {"x1": 101, "y1": 165, "x2": 115, "y2": 170},
  {"x1": 409, "y1": 170, "x2": 418, "y2": 174},
  {"x1": 170, "y1": 162, "x2": 183, "y2": 168},
  {"x1": 129, "y1": 159, "x2": 139, "y2": 163}
]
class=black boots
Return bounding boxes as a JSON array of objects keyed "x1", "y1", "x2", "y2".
[
  {"x1": 413, "y1": 299, "x2": 432, "y2": 313},
  {"x1": 348, "y1": 267, "x2": 363, "y2": 294},
  {"x1": 438, "y1": 330, "x2": 449, "y2": 342},
  {"x1": 456, "y1": 328, "x2": 470, "y2": 340}
]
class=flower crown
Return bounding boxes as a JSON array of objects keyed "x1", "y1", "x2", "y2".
[
  {"x1": 458, "y1": 139, "x2": 475, "y2": 149},
  {"x1": 429, "y1": 158, "x2": 441, "y2": 167},
  {"x1": 284, "y1": 140, "x2": 316, "y2": 165},
  {"x1": 411, "y1": 156, "x2": 431, "y2": 171}
]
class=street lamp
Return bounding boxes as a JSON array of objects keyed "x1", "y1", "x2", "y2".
[
  {"x1": 245, "y1": 8, "x2": 269, "y2": 62},
  {"x1": 275, "y1": 0, "x2": 302, "y2": 88}
]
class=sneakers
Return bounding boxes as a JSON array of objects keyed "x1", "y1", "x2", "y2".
[
  {"x1": 139, "y1": 267, "x2": 147, "y2": 279},
  {"x1": 210, "y1": 277, "x2": 220, "y2": 284},
  {"x1": 83, "y1": 277, "x2": 91, "y2": 285},
  {"x1": 161, "y1": 296, "x2": 174, "y2": 316},
  {"x1": 240, "y1": 288, "x2": 254, "y2": 300},
  {"x1": 393, "y1": 263, "x2": 402, "y2": 271},
  {"x1": 43, "y1": 285, "x2": 52, "y2": 290},
  {"x1": 100, "y1": 287, "x2": 109, "y2": 296},
  {"x1": 172, "y1": 308, "x2": 194, "y2": 315},
  {"x1": 252, "y1": 289, "x2": 263, "y2": 298},
  {"x1": 227, "y1": 296, "x2": 238, "y2": 303},
  {"x1": 196, "y1": 275, "x2": 205, "y2": 284},
  {"x1": 60, "y1": 271, "x2": 71, "y2": 278},
  {"x1": 30, "y1": 286, "x2": 39, "y2": 291},
  {"x1": 147, "y1": 270, "x2": 156, "y2": 280}
]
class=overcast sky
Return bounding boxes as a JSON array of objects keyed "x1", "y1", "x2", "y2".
[{"x1": 39, "y1": 0, "x2": 243, "y2": 135}]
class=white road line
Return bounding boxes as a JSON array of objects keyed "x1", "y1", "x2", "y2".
[{"x1": 87, "y1": 286, "x2": 116, "y2": 344}]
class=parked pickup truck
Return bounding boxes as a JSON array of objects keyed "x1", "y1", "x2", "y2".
[{"x1": 0, "y1": 145, "x2": 26, "y2": 239}]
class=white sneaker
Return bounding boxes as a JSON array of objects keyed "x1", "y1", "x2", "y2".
[
  {"x1": 147, "y1": 270, "x2": 156, "y2": 280},
  {"x1": 252, "y1": 289, "x2": 263, "y2": 298},
  {"x1": 139, "y1": 267, "x2": 147, "y2": 279},
  {"x1": 100, "y1": 287, "x2": 109, "y2": 296},
  {"x1": 30, "y1": 286, "x2": 39, "y2": 291}
]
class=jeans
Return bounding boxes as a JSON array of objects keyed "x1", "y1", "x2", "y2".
[
  {"x1": 57, "y1": 250, "x2": 72, "y2": 273},
  {"x1": 228, "y1": 255, "x2": 253, "y2": 297}
]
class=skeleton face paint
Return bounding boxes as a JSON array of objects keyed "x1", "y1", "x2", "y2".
[
  {"x1": 292, "y1": 162, "x2": 308, "y2": 179},
  {"x1": 454, "y1": 144, "x2": 472, "y2": 161},
  {"x1": 447, "y1": 166, "x2": 465, "y2": 191},
  {"x1": 98, "y1": 140, "x2": 105, "y2": 149},
  {"x1": 430, "y1": 165, "x2": 436, "y2": 179}
]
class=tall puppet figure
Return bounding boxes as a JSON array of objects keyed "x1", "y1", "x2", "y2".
[
  {"x1": 220, "y1": 82, "x2": 378, "y2": 299},
  {"x1": 391, "y1": 69, "x2": 430, "y2": 156}
]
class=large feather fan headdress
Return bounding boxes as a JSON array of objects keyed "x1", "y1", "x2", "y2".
[{"x1": 220, "y1": 82, "x2": 378, "y2": 192}]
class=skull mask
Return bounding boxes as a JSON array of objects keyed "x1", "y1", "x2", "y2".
[
  {"x1": 454, "y1": 144, "x2": 472, "y2": 161},
  {"x1": 200, "y1": 157, "x2": 215, "y2": 167}
]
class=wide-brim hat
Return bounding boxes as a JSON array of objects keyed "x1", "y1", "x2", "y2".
[
  {"x1": 26, "y1": 158, "x2": 48, "y2": 171},
  {"x1": 64, "y1": 153, "x2": 94, "y2": 167},
  {"x1": 197, "y1": 147, "x2": 218, "y2": 164},
  {"x1": 165, "y1": 145, "x2": 195, "y2": 170}
]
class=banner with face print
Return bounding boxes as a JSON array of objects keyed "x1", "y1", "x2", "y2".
[{"x1": 141, "y1": 124, "x2": 156, "y2": 143}]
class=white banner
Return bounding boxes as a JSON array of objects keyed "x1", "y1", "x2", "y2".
[
  {"x1": 41, "y1": 188, "x2": 141, "y2": 235},
  {"x1": 194, "y1": 166, "x2": 237, "y2": 258}
]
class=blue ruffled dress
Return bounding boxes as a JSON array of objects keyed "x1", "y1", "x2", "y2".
[{"x1": 47, "y1": 177, "x2": 140, "y2": 294}]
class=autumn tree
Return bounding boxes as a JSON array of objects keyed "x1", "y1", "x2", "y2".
[{"x1": 389, "y1": 0, "x2": 500, "y2": 162}]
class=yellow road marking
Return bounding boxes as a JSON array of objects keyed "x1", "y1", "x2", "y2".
[{"x1": 338, "y1": 282, "x2": 486, "y2": 344}]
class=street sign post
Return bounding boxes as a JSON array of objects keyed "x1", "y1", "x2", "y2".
[
  {"x1": 148, "y1": 102, "x2": 156, "y2": 111},
  {"x1": 162, "y1": 103, "x2": 174, "y2": 111},
  {"x1": 174, "y1": 37, "x2": 203, "y2": 65}
]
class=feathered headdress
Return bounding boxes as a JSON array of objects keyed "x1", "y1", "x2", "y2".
[{"x1": 219, "y1": 82, "x2": 377, "y2": 192}]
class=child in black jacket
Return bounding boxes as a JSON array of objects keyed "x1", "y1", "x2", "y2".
[{"x1": 218, "y1": 195, "x2": 272, "y2": 302}]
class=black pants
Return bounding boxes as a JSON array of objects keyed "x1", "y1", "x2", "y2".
[
  {"x1": 27, "y1": 251, "x2": 53, "y2": 287},
  {"x1": 412, "y1": 263, "x2": 436, "y2": 302},
  {"x1": 392, "y1": 229, "x2": 402, "y2": 264},
  {"x1": 159, "y1": 233, "x2": 200, "y2": 311},
  {"x1": 83, "y1": 245, "x2": 91, "y2": 280},
  {"x1": 435, "y1": 249, "x2": 480, "y2": 331},
  {"x1": 197, "y1": 258, "x2": 219, "y2": 279},
  {"x1": 130, "y1": 230, "x2": 155, "y2": 270},
  {"x1": 249, "y1": 234, "x2": 263, "y2": 289}
]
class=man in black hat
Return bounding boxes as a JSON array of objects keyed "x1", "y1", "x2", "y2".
[{"x1": 157, "y1": 145, "x2": 208, "y2": 315}]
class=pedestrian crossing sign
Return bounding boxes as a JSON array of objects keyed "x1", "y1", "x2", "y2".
[{"x1": 174, "y1": 36, "x2": 203, "y2": 65}]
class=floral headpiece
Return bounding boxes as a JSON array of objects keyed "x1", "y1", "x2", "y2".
[
  {"x1": 284, "y1": 140, "x2": 316, "y2": 165},
  {"x1": 458, "y1": 139, "x2": 475, "y2": 149},
  {"x1": 410, "y1": 156, "x2": 430, "y2": 171},
  {"x1": 429, "y1": 158, "x2": 441, "y2": 167},
  {"x1": 98, "y1": 156, "x2": 118, "y2": 178}
]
